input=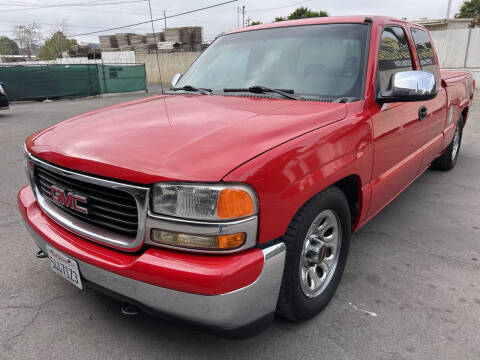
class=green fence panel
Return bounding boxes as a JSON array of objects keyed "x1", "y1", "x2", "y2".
[
  {"x1": 0, "y1": 65, "x2": 101, "y2": 101},
  {"x1": 0, "y1": 64, "x2": 146, "y2": 101},
  {"x1": 99, "y1": 64, "x2": 147, "y2": 94}
]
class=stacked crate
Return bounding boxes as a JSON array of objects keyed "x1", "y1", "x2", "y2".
[
  {"x1": 130, "y1": 34, "x2": 147, "y2": 54},
  {"x1": 183, "y1": 27, "x2": 202, "y2": 44},
  {"x1": 164, "y1": 28, "x2": 182, "y2": 43},
  {"x1": 98, "y1": 27, "x2": 203, "y2": 53},
  {"x1": 99, "y1": 35, "x2": 119, "y2": 52},
  {"x1": 164, "y1": 27, "x2": 202, "y2": 44},
  {"x1": 146, "y1": 32, "x2": 164, "y2": 45},
  {"x1": 116, "y1": 33, "x2": 134, "y2": 51}
]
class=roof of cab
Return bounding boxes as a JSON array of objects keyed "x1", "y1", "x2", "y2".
[{"x1": 226, "y1": 15, "x2": 424, "y2": 35}]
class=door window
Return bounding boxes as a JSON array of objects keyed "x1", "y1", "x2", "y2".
[{"x1": 377, "y1": 26, "x2": 414, "y2": 90}]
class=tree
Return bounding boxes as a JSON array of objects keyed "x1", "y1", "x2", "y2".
[
  {"x1": 274, "y1": 7, "x2": 329, "y2": 22},
  {"x1": 13, "y1": 23, "x2": 42, "y2": 58},
  {"x1": 0, "y1": 36, "x2": 20, "y2": 55},
  {"x1": 37, "y1": 31, "x2": 77, "y2": 60},
  {"x1": 249, "y1": 20, "x2": 262, "y2": 26},
  {"x1": 455, "y1": 0, "x2": 480, "y2": 21}
]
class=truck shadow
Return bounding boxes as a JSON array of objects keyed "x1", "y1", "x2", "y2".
[{"x1": 84, "y1": 286, "x2": 340, "y2": 359}]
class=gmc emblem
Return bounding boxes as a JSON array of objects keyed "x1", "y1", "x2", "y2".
[{"x1": 49, "y1": 185, "x2": 88, "y2": 214}]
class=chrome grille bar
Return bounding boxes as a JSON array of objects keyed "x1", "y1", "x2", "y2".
[{"x1": 25, "y1": 150, "x2": 150, "y2": 251}]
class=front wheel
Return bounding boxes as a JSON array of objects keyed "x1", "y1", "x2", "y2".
[
  {"x1": 277, "y1": 186, "x2": 351, "y2": 322},
  {"x1": 431, "y1": 115, "x2": 463, "y2": 171}
]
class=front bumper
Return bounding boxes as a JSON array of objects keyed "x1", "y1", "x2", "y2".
[{"x1": 18, "y1": 185, "x2": 286, "y2": 331}]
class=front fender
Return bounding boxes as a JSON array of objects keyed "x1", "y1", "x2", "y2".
[{"x1": 223, "y1": 106, "x2": 374, "y2": 244}]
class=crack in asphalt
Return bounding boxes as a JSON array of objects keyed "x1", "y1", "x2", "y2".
[{"x1": 1, "y1": 293, "x2": 76, "y2": 346}]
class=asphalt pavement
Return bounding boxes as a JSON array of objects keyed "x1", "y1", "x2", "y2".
[{"x1": 1, "y1": 91, "x2": 479, "y2": 360}]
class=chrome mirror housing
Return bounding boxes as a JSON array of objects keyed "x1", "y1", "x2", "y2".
[
  {"x1": 171, "y1": 73, "x2": 181, "y2": 88},
  {"x1": 378, "y1": 71, "x2": 437, "y2": 103}
]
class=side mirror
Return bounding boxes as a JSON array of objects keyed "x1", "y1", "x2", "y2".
[
  {"x1": 171, "y1": 73, "x2": 181, "y2": 88},
  {"x1": 377, "y1": 71, "x2": 437, "y2": 103}
]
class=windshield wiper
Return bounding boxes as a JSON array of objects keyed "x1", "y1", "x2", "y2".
[
  {"x1": 223, "y1": 86, "x2": 299, "y2": 100},
  {"x1": 172, "y1": 85, "x2": 212, "y2": 95}
]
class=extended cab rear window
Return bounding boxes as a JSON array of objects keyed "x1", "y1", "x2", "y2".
[
  {"x1": 176, "y1": 23, "x2": 369, "y2": 100},
  {"x1": 410, "y1": 28, "x2": 438, "y2": 82}
]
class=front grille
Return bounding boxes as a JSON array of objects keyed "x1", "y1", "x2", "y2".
[{"x1": 35, "y1": 165, "x2": 139, "y2": 237}]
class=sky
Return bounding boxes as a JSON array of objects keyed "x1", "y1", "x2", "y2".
[{"x1": 0, "y1": 0, "x2": 467, "y2": 45}]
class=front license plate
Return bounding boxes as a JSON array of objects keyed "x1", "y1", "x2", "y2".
[{"x1": 46, "y1": 245, "x2": 83, "y2": 289}]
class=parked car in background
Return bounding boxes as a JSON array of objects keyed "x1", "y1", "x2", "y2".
[
  {"x1": 0, "y1": 82, "x2": 8, "y2": 110},
  {"x1": 18, "y1": 16, "x2": 474, "y2": 337}
]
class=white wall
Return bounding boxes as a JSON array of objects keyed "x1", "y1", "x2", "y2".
[
  {"x1": 430, "y1": 28, "x2": 480, "y2": 69},
  {"x1": 0, "y1": 51, "x2": 135, "y2": 66},
  {"x1": 101, "y1": 51, "x2": 135, "y2": 64},
  {"x1": 135, "y1": 52, "x2": 201, "y2": 85}
]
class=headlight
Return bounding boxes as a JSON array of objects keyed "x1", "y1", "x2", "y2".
[{"x1": 151, "y1": 183, "x2": 258, "y2": 220}]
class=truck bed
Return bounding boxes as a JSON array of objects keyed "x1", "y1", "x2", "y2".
[{"x1": 441, "y1": 69, "x2": 473, "y2": 86}]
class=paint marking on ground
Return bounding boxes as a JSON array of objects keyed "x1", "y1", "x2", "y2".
[{"x1": 348, "y1": 302, "x2": 378, "y2": 317}]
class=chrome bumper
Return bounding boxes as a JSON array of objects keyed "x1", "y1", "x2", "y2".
[{"x1": 23, "y1": 219, "x2": 285, "y2": 330}]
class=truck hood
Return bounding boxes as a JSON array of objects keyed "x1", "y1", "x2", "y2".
[{"x1": 27, "y1": 94, "x2": 347, "y2": 184}]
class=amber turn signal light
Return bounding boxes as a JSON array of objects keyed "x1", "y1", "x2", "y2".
[
  {"x1": 217, "y1": 188, "x2": 255, "y2": 219},
  {"x1": 218, "y1": 233, "x2": 246, "y2": 249},
  {"x1": 151, "y1": 229, "x2": 246, "y2": 250}
]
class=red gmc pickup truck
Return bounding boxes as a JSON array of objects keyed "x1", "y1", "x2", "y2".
[{"x1": 18, "y1": 16, "x2": 474, "y2": 336}]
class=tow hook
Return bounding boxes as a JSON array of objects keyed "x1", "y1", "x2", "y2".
[
  {"x1": 120, "y1": 303, "x2": 140, "y2": 317},
  {"x1": 36, "y1": 250, "x2": 48, "y2": 258}
]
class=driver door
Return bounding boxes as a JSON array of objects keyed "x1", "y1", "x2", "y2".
[{"x1": 368, "y1": 25, "x2": 426, "y2": 217}]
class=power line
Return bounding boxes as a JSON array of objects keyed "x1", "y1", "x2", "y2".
[
  {"x1": 2, "y1": 21, "x2": 155, "y2": 32},
  {"x1": 181, "y1": 14, "x2": 234, "y2": 26},
  {"x1": 1, "y1": 0, "x2": 148, "y2": 13},
  {"x1": 68, "y1": 0, "x2": 238, "y2": 37},
  {"x1": 0, "y1": 0, "x2": 109, "y2": 5},
  {"x1": 0, "y1": 0, "x2": 104, "y2": 5}
]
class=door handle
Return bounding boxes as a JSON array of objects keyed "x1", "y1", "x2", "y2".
[{"x1": 418, "y1": 106, "x2": 428, "y2": 121}]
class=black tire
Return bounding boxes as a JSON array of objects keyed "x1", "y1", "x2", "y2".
[
  {"x1": 431, "y1": 115, "x2": 464, "y2": 171},
  {"x1": 276, "y1": 186, "x2": 351, "y2": 322}
]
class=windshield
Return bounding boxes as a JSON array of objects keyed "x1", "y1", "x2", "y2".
[{"x1": 176, "y1": 23, "x2": 369, "y2": 99}]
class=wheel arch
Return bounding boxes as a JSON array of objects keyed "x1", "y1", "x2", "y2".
[
  {"x1": 288, "y1": 174, "x2": 363, "y2": 233},
  {"x1": 332, "y1": 174, "x2": 361, "y2": 229}
]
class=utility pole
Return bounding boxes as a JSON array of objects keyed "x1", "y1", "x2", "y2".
[
  {"x1": 446, "y1": 0, "x2": 452, "y2": 19},
  {"x1": 242, "y1": 6, "x2": 245, "y2": 28},
  {"x1": 148, "y1": 0, "x2": 164, "y2": 93},
  {"x1": 237, "y1": 6, "x2": 240, "y2": 28},
  {"x1": 163, "y1": 10, "x2": 167, "y2": 30}
]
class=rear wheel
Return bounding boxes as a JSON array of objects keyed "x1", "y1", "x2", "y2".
[
  {"x1": 432, "y1": 115, "x2": 463, "y2": 171},
  {"x1": 277, "y1": 186, "x2": 350, "y2": 322}
]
